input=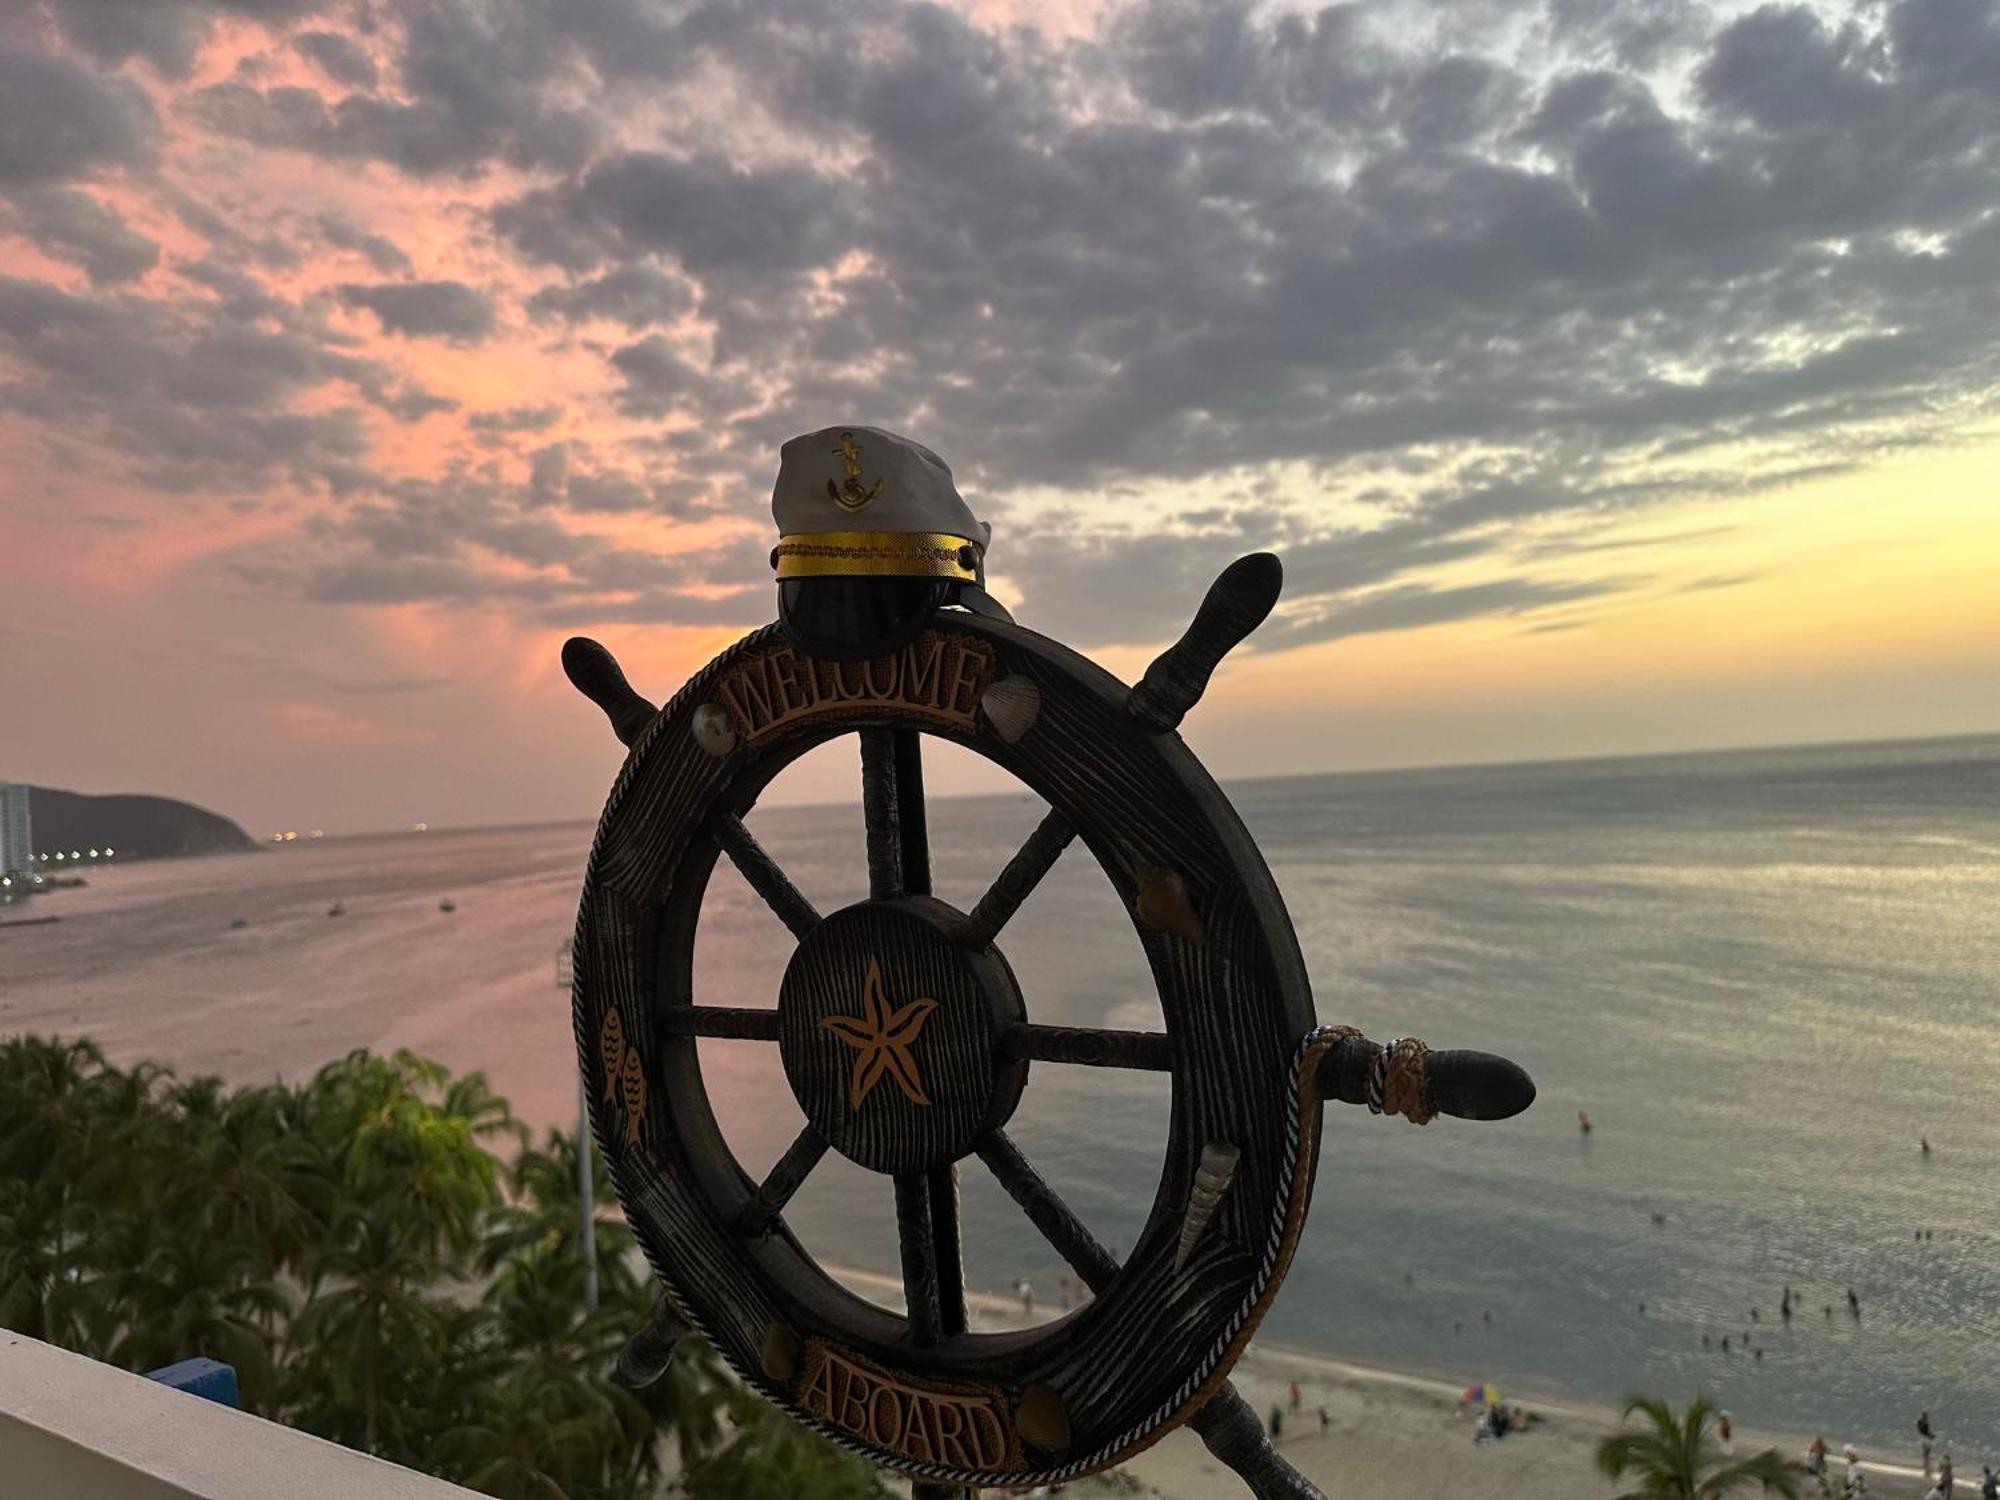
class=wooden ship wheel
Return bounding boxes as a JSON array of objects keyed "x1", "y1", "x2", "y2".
[{"x1": 564, "y1": 554, "x2": 1536, "y2": 1499}]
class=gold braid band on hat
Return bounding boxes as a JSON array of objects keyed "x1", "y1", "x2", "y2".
[{"x1": 774, "y1": 530, "x2": 979, "y2": 582}]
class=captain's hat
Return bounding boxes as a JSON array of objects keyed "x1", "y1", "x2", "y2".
[
  {"x1": 771, "y1": 425, "x2": 991, "y2": 583},
  {"x1": 770, "y1": 425, "x2": 1008, "y2": 659}
]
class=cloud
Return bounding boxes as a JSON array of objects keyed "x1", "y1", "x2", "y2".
[
  {"x1": 495, "y1": 151, "x2": 855, "y2": 277},
  {"x1": 1261, "y1": 577, "x2": 1633, "y2": 650},
  {"x1": 606, "y1": 334, "x2": 707, "y2": 417},
  {"x1": 0, "y1": 268, "x2": 429, "y2": 493},
  {"x1": 2, "y1": 186, "x2": 158, "y2": 284},
  {"x1": 335, "y1": 280, "x2": 496, "y2": 342},
  {"x1": 525, "y1": 265, "x2": 694, "y2": 328},
  {"x1": 5, "y1": 0, "x2": 1999, "y2": 658},
  {"x1": 314, "y1": 211, "x2": 409, "y2": 273},
  {"x1": 0, "y1": 45, "x2": 157, "y2": 184},
  {"x1": 292, "y1": 29, "x2": 377, "y2": 90}
]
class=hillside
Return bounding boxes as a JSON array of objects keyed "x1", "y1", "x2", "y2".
[{"x1": 24, "y1": 786, "x2": 258, "y2": 861}]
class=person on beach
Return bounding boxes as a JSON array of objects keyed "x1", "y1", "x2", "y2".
[
  {"x1": 1920, "y1": 1412, "x2": 1934, "y2": 1477},
  {"x1": 1977, "y1": 1462, "x2": 1995, "y2": 1500},
  {"x1": 1578, "y1": 1110, "x2": 1591, "y2": 1135},
  {"x1": 1940, "y1": 1448, "x2": 1954, "y2": 1497},
  {"x1": 1848, "y1": 1286, "x2": 1861, "y2": 1318},
  {"x1": 1719, "y1": 1411, "x2": 1735, "y2": 1456},
  {"x1": 1808, "y1": 1435, "x2": 1827, "y2": 1476},
  {"x1": 1317, "y1": 1406, "x2": 1330, "y2": 1436},
  {"x1": 1288, "y1": 1381, "x2": 1300, "y2": 1413},
  {"x1": 1268, "y1": 1404, "x2": 1282, "y2": 1440},
  {"x1": 1016, "y1": 1278, "x2": 1035, "y2": 1316},
  {"x1": 1843, "y1": 1444, "x2": 1863, "y2": 1497}
]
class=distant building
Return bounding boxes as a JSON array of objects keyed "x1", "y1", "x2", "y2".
[{"x1": 0, "y1": 783, "x2": 30, "y2": 877}]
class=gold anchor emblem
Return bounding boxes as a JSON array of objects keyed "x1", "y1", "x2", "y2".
[
  {"x1": 827, "y1": 431, "x2": 885, "y2": 512},
  {"x1": 820, "y1": 957, "x2": 936, "y2": 1110}
]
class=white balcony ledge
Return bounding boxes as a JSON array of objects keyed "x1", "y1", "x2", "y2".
[{"x1": 0, "y1": 1333, "x2": 478, "y2": 1499}]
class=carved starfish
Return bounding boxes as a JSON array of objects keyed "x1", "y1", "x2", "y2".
[{"x1": 820, "y1": 957, "x2": 937, "y2": 1111}]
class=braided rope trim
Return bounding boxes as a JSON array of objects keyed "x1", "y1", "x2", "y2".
[{"x1": 570, "y1": 626, "x2": 1342, "y2": 1487}]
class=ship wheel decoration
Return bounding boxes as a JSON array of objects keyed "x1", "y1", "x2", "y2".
[{"x1": 564, "y1": 427, "x2": 1536, "y2": 1499}]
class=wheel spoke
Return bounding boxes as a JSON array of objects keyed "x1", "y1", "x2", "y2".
[
  {"x1": 859, "y1": 727, "x2": 904, "y2": 899},
  {"x1": 928, "y1": 1163, "x2": 965, "y2": 1336},
  {"x1": 712, "y1": 815, "x2": 820, "y2": 940},
  {"x1": 962, "y1": 809, "x2": 1075, "y2": 949},
  {"x1": 975, "y1": 1130, "x2": 1120, "y2": 1294},
  {"x1": 735, "y1": 1126, "x2": 828, "y2": 1236},
  {"x1": 661, "y1": 1005, "x2": 782, "y2": 1041},
  {"x1": 892, "y1": 729, "x2": 931, "y2": 898},
  {"x1": 1000, "y1": 1024, "x2": 1173, "y2": 1071},
  {"x1": 894, "y1": 1172, "x2": 944, "y2": 1344},
  {"x1": 1189, "y1": 1381, "x2": 1326, "y2": 1498}
]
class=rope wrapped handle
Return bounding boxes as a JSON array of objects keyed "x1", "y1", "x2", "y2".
[{"x1": 1314, "y1": 1027, "x2": 1535, "y2": 1124}]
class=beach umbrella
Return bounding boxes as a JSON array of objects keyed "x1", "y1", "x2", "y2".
[{"x1": 1462, "y1": 1382, "x2": 1501, "y2": 1407}]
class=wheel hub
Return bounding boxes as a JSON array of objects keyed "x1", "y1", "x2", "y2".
[{"x1": 778, "y1": 897, "x2": 1027, "y2": 1174}]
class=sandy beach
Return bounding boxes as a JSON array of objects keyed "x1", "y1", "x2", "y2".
[{"x1": 826, "y1": 1266, "x2": 1935, "y2": 1499}]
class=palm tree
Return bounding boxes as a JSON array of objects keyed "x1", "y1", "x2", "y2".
[
  {"x1": 1596, "y1": 1396, "x2": 1802, "y2": 1499},
  {"x1": 479, "y1": 1127, "x2": 641, "y2": 1306},
  {"x1": 285, "y1": 1208, "x2": 456, "y2": 1457}
]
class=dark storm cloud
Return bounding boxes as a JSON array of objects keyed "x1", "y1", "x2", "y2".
[
  {"x1": 335, "y1": 280, "x2": 496, "y2": 342},
  {"x1": 0, "y1": 45, "x2": 157, "y2": 184}
]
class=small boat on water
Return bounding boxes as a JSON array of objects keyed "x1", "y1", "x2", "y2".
[
  {"x1": 327, "y1": 901, "x2": 346, "y2": 918},
  {"x1": 438, "y1": 898, "x2": 456, "y2": 914}
]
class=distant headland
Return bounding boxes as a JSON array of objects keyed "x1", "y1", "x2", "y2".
[{"x1": 20, "y1": 785, "x2": 258, "y2": 861}]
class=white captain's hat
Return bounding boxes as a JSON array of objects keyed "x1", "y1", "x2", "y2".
[{"x1": 770, "y1": 425, "x2": 1009, "y2": 658}]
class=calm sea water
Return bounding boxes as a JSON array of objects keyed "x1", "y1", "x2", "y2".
[{"x1": 6, "y1": 733, "x2": 1999, "y2": 1453}]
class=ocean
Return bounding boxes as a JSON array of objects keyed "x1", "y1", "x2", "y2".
[{"x1": 5, "y1": 732, "x2": 1998, "y2": 1454}]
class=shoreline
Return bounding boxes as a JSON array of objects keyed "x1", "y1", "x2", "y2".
[{"x1": 822, "y1": 1263, "x2": 1938, "y2": 1498}]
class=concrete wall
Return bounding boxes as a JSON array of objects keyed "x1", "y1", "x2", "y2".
[{"x1": 0, "y1": 1334, "x2": 479, "y2": 1499}]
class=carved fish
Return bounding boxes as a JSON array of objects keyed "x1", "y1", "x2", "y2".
[
  {"x1": 1174, "y1": 1141, "x2": 1241, "y2": 1272},
  {"x1": 600, "y1": 1006, "x2": 627, "y2": 1105},
  {"x1": 621, "y1": 1043, "x2": 647, "y2": 1148}
]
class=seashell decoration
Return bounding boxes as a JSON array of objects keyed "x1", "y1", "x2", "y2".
[
  {"x1": 691, "y1": 702, "x2": 737, "y2": 757},
  {"x1": 620, "y1": 1044, "x2": 648, "y2": 1148},
  {"x1": 1174, "y1": 1141, "x2": 1241, "y2": 1272},
  {"x1": 979, "y1": 674, "x2": 1042, "y2": 744},
  {"x1": 1016, "y1": 1381, "x2": 1071, "y2": 1453},
  {"x1": 599, "y1": 1006, "x2": 627, "y2": 1104},
  {"x1": 1134, "y1": 862, "x2": 1204, "y2": 942}
]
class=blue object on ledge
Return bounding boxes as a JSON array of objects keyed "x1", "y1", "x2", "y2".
[{"x1": 144, "y1": 1357, "x2": 239, "y2": 1408}]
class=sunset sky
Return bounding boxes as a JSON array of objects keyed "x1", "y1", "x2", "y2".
[{"x1": 2, "y1": 0, "x2": 1997, "y2": 837}]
